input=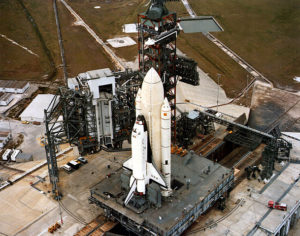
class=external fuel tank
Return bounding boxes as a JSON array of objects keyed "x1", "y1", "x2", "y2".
[{"x1": 140, "y1": 68, "x2": 164, "y2": 171}]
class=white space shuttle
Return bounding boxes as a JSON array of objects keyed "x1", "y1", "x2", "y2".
[{"x1": 123, "y1": 68, "x2": 172, "y2": 205}]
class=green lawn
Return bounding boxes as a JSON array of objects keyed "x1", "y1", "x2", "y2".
[
  {"x1": 56, "y1": 1, "x2": 114, "y2": 77},
  {"x1": 0, "y1": 0, "x2": 51, "y2": 80},
  {"x1": 66, "y1": 0, "x2": 146, "y2": 62},
  {"x1": 0, "y1": 0, "x2": 115, "y2": 82},
  {"x1": 189, "y1": 0, "x2": 300, "y2": 92},
  {"x1": 167, "y1": 1, "x2": 250, "y2": 98}
]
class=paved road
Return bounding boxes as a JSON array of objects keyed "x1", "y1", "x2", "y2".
[{"x1": 0, "y1": 34, "x2": 39, "y2": 57}]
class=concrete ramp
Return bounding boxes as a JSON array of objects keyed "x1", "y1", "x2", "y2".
[{"x1": 249, "y1": 81, "x2": 300, "y2": 132}]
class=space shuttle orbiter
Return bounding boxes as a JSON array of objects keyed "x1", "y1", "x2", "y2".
[
  {"x1": 123, "y1": 115, "x2": 167, "y2": 205},
  {"x1": 123, "y1": 68, "x2": 172, "y2": 205}
]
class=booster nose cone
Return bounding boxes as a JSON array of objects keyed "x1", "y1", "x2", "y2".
[{"x1": 161, "y1": 98, "x2": 171, "y2": 115}]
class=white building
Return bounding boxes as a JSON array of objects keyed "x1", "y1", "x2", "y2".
[
  {"x1": 67, "y1": 77, "x2": 79, "y2": 91},
  {"x1": 0, "y1": 131, "x2": 12, "y2": 149},
  {"x1": 68, "y1": 68, "x2": 116, "y2": 146},
  {"x1": 0, "y1": 80, "x2": 29, "y2": 94},
  {"x1": 0, "y1": 93, "x2": 13, "y2": 106},
  {"x1": 122, "y1": 24, "x2": 138, "y2": 33},
  {"x1": 20, "y1": 94, "x2": 58, "y2": 122}
]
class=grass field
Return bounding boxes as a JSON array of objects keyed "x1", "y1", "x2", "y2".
[
  {"x1": 22, "y1": 0, "x2": 62, "y2": 81},
  {"x1": 57, "y1": 1, "x2": 114, "y2": 78},
  {"x1": 0, "y1": 0, "x2": 115, "y2": 82},
  {"x1": 189, "y1": 0, "x2": 300, "y2": 92},
  {"x1": 167, "y1": 1, "x2": 250, "y2": 98},
  {"x1": 0, "y1": 0, "x2": 51, "y2": 81},
  {"x1": 66, "y1": 0, "x2": 146, "y2": 62}
]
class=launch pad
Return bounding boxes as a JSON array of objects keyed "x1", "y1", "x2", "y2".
[{"x1": 90, "y1": 153, "x2": 234, "y2": 236}]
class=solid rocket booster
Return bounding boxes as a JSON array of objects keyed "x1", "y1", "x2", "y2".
[
  {"x1": 140, "y1": 68, "x2": 164, "y2": 171},
  {"x1": 161, "y1": 98, "x2": 172, "y2": 196}
]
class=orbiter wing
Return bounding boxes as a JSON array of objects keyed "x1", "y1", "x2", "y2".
[
  {"x1": 147, "y1": 162, "x2": 166, "y2": 187},
  {"x1": 123, "y1": 158, "x2": 134, "y2": 170}
]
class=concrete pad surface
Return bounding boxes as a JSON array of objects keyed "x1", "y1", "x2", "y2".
[
  {"x1": 249, "y1": 82, "x2": 300, "y2": 132},
  {"x1": 176, "y1": 66, "x2": 249, "y2": 120},
  {"x1": 0, "y1": 147, "x2": 131, "y2": 236},
  {"x1": 107, "y1": 37, "x2": 136, "y2": 48},
  {"x1": 0, "y1": 180, "x2": 56, "y2": 235}
]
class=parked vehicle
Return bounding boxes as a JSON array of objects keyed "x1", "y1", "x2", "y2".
[
  {"x1": 2, "y1": 149, "x2": 12, "y2": 161},
  {"x1": 68, "y1": 160, "x2": 80, "y2": 170},
  {"x1": 268, "y1": 200, "x2": 287, "y2": 211},
  {"x1": 10, "y1": 149, "x2": 21, "y2": 162},
  {"x1": 77, "y1": 156, "x2": 88, "y2": 164},
  {"x1": 62, "y1": 164, "x2": 72, "y2": 172}
]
